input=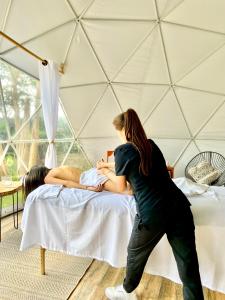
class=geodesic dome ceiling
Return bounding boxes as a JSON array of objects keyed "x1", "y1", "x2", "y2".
[{"x1": 1, "y1": 0, "x2": 225, "y2": 177}]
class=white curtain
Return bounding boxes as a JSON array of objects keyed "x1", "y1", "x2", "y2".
[{"x1": 38, "y1": 60, "x2": 60, "y2": 168}]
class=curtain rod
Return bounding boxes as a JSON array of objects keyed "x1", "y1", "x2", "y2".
[{"x1": 0, "y1": 31, "x2": 64, "y2": 73}]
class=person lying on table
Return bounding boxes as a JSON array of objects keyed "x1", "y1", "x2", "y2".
[{"x1": 23, "y1": 164, "x2": 133, "y2": 198}]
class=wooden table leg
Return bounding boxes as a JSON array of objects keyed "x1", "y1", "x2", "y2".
[
  {"x1": 13, "y1": 191, "x2": 19, "y2": 229},
  {"x1": 40, "y1": 247, "x2": 46, "y2": 275}
]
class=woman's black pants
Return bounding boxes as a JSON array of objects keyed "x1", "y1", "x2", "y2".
[{"x1": 123, "y1": 207, "x2": 204, "y2": 300}]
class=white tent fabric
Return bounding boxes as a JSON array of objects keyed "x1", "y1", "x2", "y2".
[
  {"x1": 38, "y1": 60, "x2": 59, "y2": 168},
  {"x1": 0, "y1": 0, "x2": 225, "y2": 175}
]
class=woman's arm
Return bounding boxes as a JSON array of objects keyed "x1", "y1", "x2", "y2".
[{"x1": 99, "y1": 167, "x2": 129, "y2": 193}]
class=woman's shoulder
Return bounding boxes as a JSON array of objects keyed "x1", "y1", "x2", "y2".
[
  {"x1": 115, "y1": 139, "x2": 156, "y2": 153},
  {"x1": 115, "y1": 142, "x2": 137, "y2": 153},
  {"x1": 148, "y1": 138, "x2": 159, "y2": 150},
  {"x1": 114, "y1": 143, "x2": 139, "y2": 162},
  {"x1": 148, "y1": 138, "x2": 154, "y2": 145}
]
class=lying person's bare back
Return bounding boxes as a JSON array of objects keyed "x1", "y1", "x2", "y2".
[{"x1": 47, "y1": 166, "x2": 82, "y2": 183}]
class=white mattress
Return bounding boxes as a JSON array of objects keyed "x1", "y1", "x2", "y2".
[{"x1": 20, "y1": 178, "x2": 225, "y2": 294}]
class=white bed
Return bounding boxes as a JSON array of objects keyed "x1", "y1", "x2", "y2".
[{"x1": 20, "y1": 177, "x2": 225, "y2": 294}]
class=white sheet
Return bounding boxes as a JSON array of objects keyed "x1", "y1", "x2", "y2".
[{"x1": 20, "y1": 178, "x2": 225, "y2": 294}]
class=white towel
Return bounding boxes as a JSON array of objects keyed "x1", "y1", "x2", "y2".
[{"x1": 80, "y1": 168, "x2": 109, "y2": 186}]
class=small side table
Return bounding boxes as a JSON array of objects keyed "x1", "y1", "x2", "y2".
[{"x1": 0, "y1": 181, "x2": 22, "y2": 242}]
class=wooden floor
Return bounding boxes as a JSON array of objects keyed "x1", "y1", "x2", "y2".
[
  {"x1": 69, "y1": 260, "x2": 225, "y2": 300},
  {"x1": 1, "y1": 213, "x2": 225, "y2": 300}
]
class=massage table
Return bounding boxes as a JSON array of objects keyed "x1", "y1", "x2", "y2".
[{"x1": 20, "y1": 174, "x2": 225, "y2": 294}]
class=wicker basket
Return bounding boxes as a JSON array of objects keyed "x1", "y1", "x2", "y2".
[{"x1": 185, "y1": 151, "x2": 225, "y2": 186}]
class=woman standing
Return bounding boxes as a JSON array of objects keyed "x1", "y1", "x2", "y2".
[{"x1": 97, "y1": 109, "x2": 204, "y2": 300}]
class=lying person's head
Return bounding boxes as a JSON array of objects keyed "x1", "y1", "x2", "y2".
[{"x1": 23, "y1": 165, "x2": 51, "y2": 199}]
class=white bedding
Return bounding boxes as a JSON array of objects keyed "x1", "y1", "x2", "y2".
[{"x1": 20, "y1": 178, "x2": 225, "y2": 294}]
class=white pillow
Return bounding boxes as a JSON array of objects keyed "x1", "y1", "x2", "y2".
[{"x1": 188, "y1": 161, "x2": 221, "y2": 185}]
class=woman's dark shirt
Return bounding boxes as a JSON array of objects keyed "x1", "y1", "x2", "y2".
[{"x1": 114, "y1": 139, "x2": 191, "y2": 225}]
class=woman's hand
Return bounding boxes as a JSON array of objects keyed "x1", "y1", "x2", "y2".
[
  {"x1": 126, "y1": 183, "x2": 133, "y2": 195},
  {"x1": 96, "y1": 160, "x2": 107, "y2": 169},
  {"x1": 127, "y1": 182, "x2": 133, "y2": 193},
  {"x1": 97, "y1": 167, "x2": 110, "y2": 175},
  {"x1": 97, "y1": 159, "x2": 115, "y2": 169},
  {"x1": 86, "y1": 184, "x2": 104, "y2": 192}
]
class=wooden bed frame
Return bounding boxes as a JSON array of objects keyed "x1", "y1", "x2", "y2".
[{"x1": 40, "y1": 152, "x2": 174, "y2": 275}]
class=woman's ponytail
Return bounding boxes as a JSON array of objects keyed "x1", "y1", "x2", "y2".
[{"x1": 113, "y1": 108, "x2": 151, "y2": 176}]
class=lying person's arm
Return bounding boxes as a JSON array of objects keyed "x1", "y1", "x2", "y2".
[{"x1": 44, "y1": 170, "x2": 103, "y2": 192}]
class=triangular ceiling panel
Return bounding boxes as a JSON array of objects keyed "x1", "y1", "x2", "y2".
[
  {"x1": 144, "y1": 89, "x2": 190, "y2": 138},
  {"x1": 115, "y1": 25, "x2": 170, "y2": 84},
  {"x1": 69, "y1": 0, "x2": 93, "y2": 17},
  {"x1": 85, "y1": 0, "x2": 157, "y2": 20},
  {"x1": 196, "y1": 101, "x2": 225, "y2": 140},
  {"x1": 0, "y1": 0, "x2": 10, "y2": 30},
  {"x1": 175, "y1": 87, "x2": 224, "y2": 136},
  {"x1": 0, "y1": 0, "x2": 12, "y2": 51},
  {"x1": 174, "y1": 141, "x2": 199, "y2": 177},
  {"x1": 0, "y1": 0, "x2": 74, "y2": 53},
  {"x1": 156, "y1": 0, "x2": 184, "y2": 19},
  {"x1": 178, "y1": 45, "x2": 225, "y2": 94},
  {"x1": 60, "y1": 84, "x2": 107, "y2": 135},
  {"x1": 163, "y1": 0, "x2": 225, "y2": 34},
  {"x1": 60, "y1": 24, "x2": 107, "y2": 87},
  {"x1": 1, "y1": 47, "x2": 38, "y2": 78},
  {"x1": 153, "y1": 138, "x2": 190, "y2": 166},
  {"x1": 79, "y1": 137, "x2": 119, "y2": 166},
  {"x1": 195, "y1": 140, "x2": 225, "y2": 158},
  {"x1": 79, "y1": 87, "x2": 121, "y2": 138},
  {"x1": 161, "y1": 22, "x2": 225, "y2": 82},
  {"x1": 113, "y1": 83, "x2": 169, "y2": 121},
  {"x1": 82, "y1": 20, "x2": 155, "y2": 79},
  {"x1": 1, "y1": 22, "x2": 75, "y2": 78}
]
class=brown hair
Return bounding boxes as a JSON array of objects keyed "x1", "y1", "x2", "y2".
[
  {"x1": 113, "y1": 108, "x2": 151, "y2": 176},
  {"x1": 22, "y1": 165, "x2": 50, "y2": 199}
]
